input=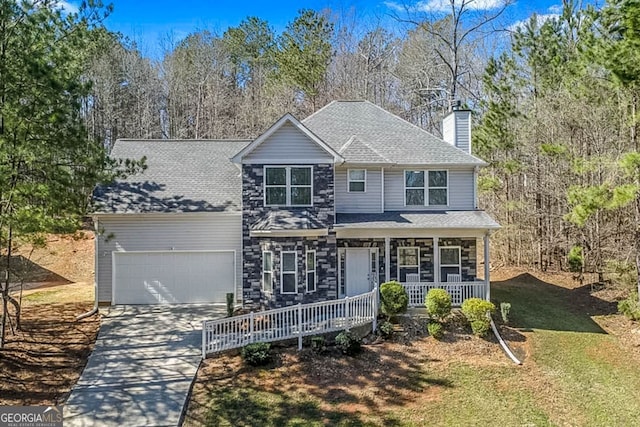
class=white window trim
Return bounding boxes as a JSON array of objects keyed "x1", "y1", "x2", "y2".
[
  {"x1": 262, "y1": 251, "x2": 273, "y2": 293},
  {"x1": 440, "y1": 246, "x2": 462, "y2": 279},
  {"x1": 306, "y1": 250, "x2": 316, "y2": 293},
  {"x1": 281, "y1": 251, "x2": 298, "y2": 294},
  {"x1": 264, "y1": 165, "x2": 313, "y2": 207},
  {"x1": 347, "y1": 169, "x2": 366, "y2": 193},
  {"x1": 403, "y1": 169, "x2": 449, "y2": 207},
  {"x1": 397, "y1": 246, "x2": 420, "y2": 281}
]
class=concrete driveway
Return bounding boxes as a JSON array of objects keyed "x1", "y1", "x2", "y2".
[{"x1": 64, "y1": 304, "x2": 226, "y2": 427}]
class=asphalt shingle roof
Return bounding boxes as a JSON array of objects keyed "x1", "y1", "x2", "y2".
[
  {"x1": 303, "y1": 100, "x2": 486, "y2": 166},
  {"x1": 335, "y1": 211, "x2": 500, "y2": 230},
  {"x1": 93, "y1": 139, "x2": 250, "y2": 214},
  {"x1": 250, "y1": 211, "x2": 327, "y2": 231}
]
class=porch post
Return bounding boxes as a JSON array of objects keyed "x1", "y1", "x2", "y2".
[
  {"x1": 484, "y1": 233, "x2": 491, "y2": 300},
  {"x1": 433, "y1": 237, "x2": 440, "y2": 284},
  {"x1": 384, "y1": 236, "x2": 390, "y2": 283}
]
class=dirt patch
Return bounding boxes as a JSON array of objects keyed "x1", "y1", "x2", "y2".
[
  {"x1": 0, "y1": 232, "x2": 98, "y2": 406},
  {"x1": 0, "y1": 301, "x2": 100, "y2": 405}
]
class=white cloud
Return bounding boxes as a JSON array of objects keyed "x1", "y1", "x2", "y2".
[
  {"x1": 508, "y1": 13, "x2": 558, "y2": 32},
  {"x1": 54, "y1": 1, "x2": 79, "y2": 14},
  {"x1": 385, "y1": 0, "x2": 506, "y2": 13},
  {"x1": 547, "y1": 4, "x2": 563, "y2": 14}
]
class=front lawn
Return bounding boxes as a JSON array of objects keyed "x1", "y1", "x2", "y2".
[{"x1": 183, "y1": 270, "x2": 640, "y2": 426}]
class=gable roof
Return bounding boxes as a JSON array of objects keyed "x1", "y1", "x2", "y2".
[
  {"x1": 231, "y1": 113, "x2": 344, "y2": 164},
  {"x1": 303, "y1": 100, "x2": 486, "y2": 166},
  {"x1": 93, "y1": 139, "x2": 250, "y2": 214}
]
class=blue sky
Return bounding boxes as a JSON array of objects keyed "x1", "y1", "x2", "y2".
[{"x1": 61, "y1": 0, "x2": 597, "y2": 56}]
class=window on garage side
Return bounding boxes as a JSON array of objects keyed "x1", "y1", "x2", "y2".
[
  {"x1": 398, "y1": 247, "x2": 419, "y2": 282},
  {"x1": 281, "y1": 251, "x2": 297, "y2": 294},
  {"x1": 348, "y1": 169, "x2": 366, "y2": 192},
  {"x1": 262, "y1": 251, "x2": 273, "y2": 292},
  {"x1": 306, "y1": 250, "x2": 316, "y2": 293}
]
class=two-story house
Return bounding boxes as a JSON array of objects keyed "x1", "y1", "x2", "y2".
[{"x1": 93, "y1": 101, "x2": 499, "y2": 308}]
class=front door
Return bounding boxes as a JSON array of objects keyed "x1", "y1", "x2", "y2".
[{"x1": 345, "y1": 248, "x2": 372, "y2": 296}]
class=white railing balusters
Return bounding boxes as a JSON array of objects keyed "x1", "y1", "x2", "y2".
[
  {"x1": 202, "y1": 286, "x2": 379, "y2": 357},
  {"x1": 400, "y1": 281, "x2": 488, "y2": 308}
]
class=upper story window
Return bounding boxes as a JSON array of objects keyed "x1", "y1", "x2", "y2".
[
  {"x1": 405, "y1": 170, "x2": 448, "y2": 206},
  {"x1": 264, "y1": 166, "x2": 312, "y2": 206},
  {"x1": 348, "y1": 169, "x2": 366, "y2": 192}
]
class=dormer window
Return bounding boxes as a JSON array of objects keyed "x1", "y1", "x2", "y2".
[
  {"x1": 265, "y1": 166, "x2": 312, "y2": 206},
  {"x1": 405, "y1": 170, "x2": 448, "y2": 206},
  {"x1": 348, "y1": 169, "x2": 366, "y2": 192}
]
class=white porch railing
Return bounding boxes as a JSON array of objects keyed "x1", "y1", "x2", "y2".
[
  {"x1": 402, "y1": 281, "x2": 488, "y2": 307},
  {"x1": 202, "y1": 287, "x2": 378, "y2": 358}
]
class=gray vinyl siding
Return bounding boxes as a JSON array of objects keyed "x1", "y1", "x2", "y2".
[
  {"x1": 442, "y1": 111, "x2": 471, "y2": 154},
  {"x1": 335, "y1": 167, "x2": 383, "y2": 213},
  {"x1": 244, "y1": 122, "x2": 334, "y2": 163},
  {"x1": 95, "y1": 213, "x2": 242, "y2": 303},
  {"x1": 384, "y1": 168, "x2": 475, "y2": 211}
]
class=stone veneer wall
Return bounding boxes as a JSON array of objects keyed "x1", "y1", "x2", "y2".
[
  {"x1": 390, "y1": 238, "x2": 435, "y2": 282},
  {"x1": 337, "y1": 238, "x2": 386, "y2": 285},
  {"x1": 439, "y1": 238, "x2": 477, "y2": 281},
  {"x1": 242, "y1": 164, "x2": 337, "y2": 308},
  {"x1": 388, "y1": 238, "x2": 476, "y2": 282}
]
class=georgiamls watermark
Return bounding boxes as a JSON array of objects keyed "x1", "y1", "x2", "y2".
[{"x1": 0, "y1": 406, "x2": 63, "y2": 427}]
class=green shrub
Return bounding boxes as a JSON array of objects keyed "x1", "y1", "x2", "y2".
[
  {"x1": 500, "y1": 302, "x2": 511, "y2": 323},
  {"x1": 241, "y1": 342, "x2": 271, "y2": 366},
  {"x1": 427, "y1": 321, "x2": 444, "y2": 339},
  {"x1": 311, "y1": 336, "x2": 327, "y2": 354},
  {"x1": 335, "y1": 330, "x2": 362, "y2": 355},
  {"x1": 461, "y1": 298, "x2": 496, "y2": 337},
  {"x1": 377, "y1": 320, "x2": 394, "y2": 339},
  {"x1": 380, "y1": 281, "x2": 409, "y2": 320},
  {"x1": 567, "y1": 245, "x2": 584, "y2": 273},
  {"x1": 425, "y1": 288, "x2": 452, "y2": 321},
  {"x1": 618, "y1": 293, "x2": 640, "y2": 321},
  {"x1": 226, "y1": 293, "x2": 235, "y2": 317}
]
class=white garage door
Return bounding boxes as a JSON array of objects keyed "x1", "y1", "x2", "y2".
[{"x1": 113, "y1": 251, "x2": 235, "y2": 304}]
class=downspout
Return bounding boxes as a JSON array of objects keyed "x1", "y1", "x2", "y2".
[
  {"x1": 490, "y1": 315, "x2": 522, "y2": 365},
  {"x1": 76, "y1": 218, "x2": 99, "y2": 320}
]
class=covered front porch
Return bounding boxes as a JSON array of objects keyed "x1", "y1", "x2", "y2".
[{"x1": 334, "y1": 211, "x2": 498, "y2": 307}]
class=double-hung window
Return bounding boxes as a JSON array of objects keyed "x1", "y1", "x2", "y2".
[
  {"x1": 262, "y1": 251, "x2": 273, "y2": 292},
  {"x1": 440, "y1": 246, "x2": 461, "y2": 281},
  {"x1": 398, "y1": 247, "x2": 419, "y2": 282},
  {"x1": 404, "y1": 170, "x2": 448, "y2": 206},
  {"x1": 348, "y1": 169, "x2": 366, "y2": 192},
  {"x1": 281, "y1": 251, "x2": 297, "y2": 294},
  {"x1": 265, "y1": 166, "x2": 312, "y2": 206},
  {"x1": 306, "y1": 250, "x2": 316, "y2": 293}
]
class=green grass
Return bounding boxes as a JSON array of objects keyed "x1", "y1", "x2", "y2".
[{"x1": 186, "y1": 273, "x2": 640, "y2": 426}]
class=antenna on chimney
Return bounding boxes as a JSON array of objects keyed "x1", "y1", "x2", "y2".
[{"x1": 452, "y1": 100, "x2": 462, "y2": 111}]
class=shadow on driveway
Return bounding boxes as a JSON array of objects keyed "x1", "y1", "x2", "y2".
[{"x1": 64, "y1": 304, "x2": 225, "y2": 427}]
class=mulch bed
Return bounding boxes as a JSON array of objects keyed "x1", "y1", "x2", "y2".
[{"x1": 0, "y1": 302, "x2": 100, "y2": 405}]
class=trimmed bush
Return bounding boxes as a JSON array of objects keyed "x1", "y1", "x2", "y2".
[
  {"x1": 425, "y1": 288, "x2": 452, "y2": 321},
  {"x1": 241, "y1": 342, "x2": 271, "y2": 366},
  {"x1": 377, "y1": 320, "x2": 394, "y2": 339},
  {"x1": 619, "y1": 293, "x2": 640, "y2": 321},
  {"x1": 311, "y1": 336, "x2": 327, "y2": 354},
  {"x1": 427, "y1": 321, "x2": 444, "y2": 339},
  {"x1": 380, "y1": 281, "x2": 409, "y2": 320},
  {"x1": 335, "y1": 330, "x2": 362, "y2": 355},
  {"x1": 461, "y1": 298, "x2": 496, "y2": 337},
  {"x1": 500, "y1": 302, "x2": 511, "y2": 323}
]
